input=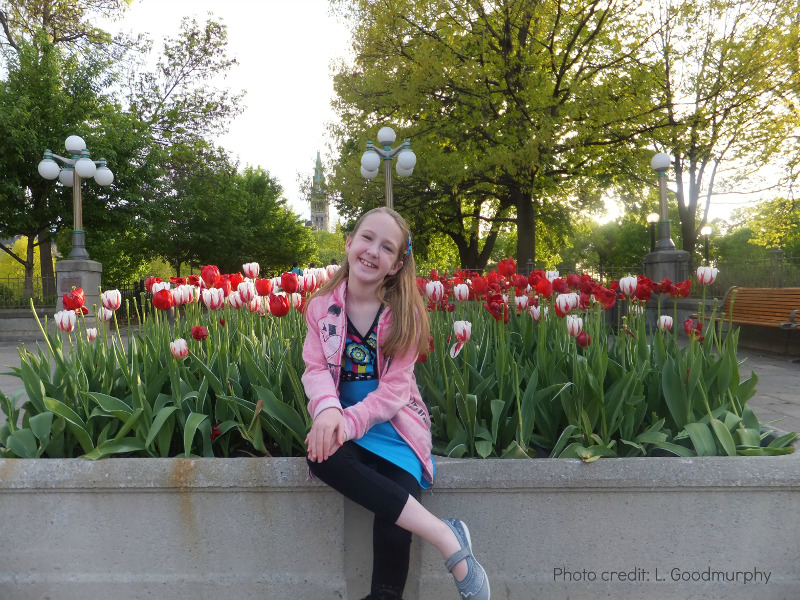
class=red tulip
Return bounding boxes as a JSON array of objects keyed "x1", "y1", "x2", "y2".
[
  {"x1": 201, "y1": 265, "x2": 220, "y2": 288},
  {"x1": 255, "y1": 278, "x2": 274, "y2": 296},
  {"x1": 144, "y1": 277, "x2": 163, "y2": 293},
  {"x1": 187, "y1": 275, "x2": 201, "y2": 286},
  {"x1": 552, "y1": 278, "x2": 569, "y2": 294},
  {"x1": 228, "y1": 272, "x2": 244, "y2": 291},
  {"x1": 191, "y1": 326, "x2": 208, "y2": 341},
  {"x1": 497, "y1": 258, "x2": 516, "y2": 277},
  {"x1": 214, "y1": 275, "x2": 232, "y2": 297},
  {"x1": 269, "y1": 293, "x2": 291, "y2": 317},
  {"x1": 62, "y1": 288, "x2": 88, "y2": 314},
  {"x1": 470, "y1": 276, "x2": 489, "y2": 296},
  {"x1": 536, "y1": 277, "x2": 553, "y2": 298},
  {"x1": 169, "y1": 276, "x2": 187, "y2": 285},
  {"x1": 483, "y1": 293, "x2": 509, "y2": 324},
  {"x1": 280, "y1": 272, "x2": 299, "y2": 294},
  {"x1": 576, "y1": 331, "x2": 592, "y2": 348},
  {"x1": 152, "y1": 289, "x2": 174, "y2": 311}
]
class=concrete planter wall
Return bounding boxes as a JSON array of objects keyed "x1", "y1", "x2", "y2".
[{"x1": 1, "y1": 455, "x2": 798, "y2": 600}]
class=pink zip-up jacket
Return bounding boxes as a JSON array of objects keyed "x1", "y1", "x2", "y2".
[{"x1": 302, "y1": 280, "x2": 434, "y2": 484}]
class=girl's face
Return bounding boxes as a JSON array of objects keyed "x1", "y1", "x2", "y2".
[{"x1": 345, "y1": 212, "x2": 406, "y2": 286}]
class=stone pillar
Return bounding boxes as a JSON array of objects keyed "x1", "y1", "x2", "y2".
[
  {"x1": 642, "y1": 248, "x2": 690, "y2": 284},
  {"x1": 55, "y1": 259, "x2": 103, "y2": 315}
]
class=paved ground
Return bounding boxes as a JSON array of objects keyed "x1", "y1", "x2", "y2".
[{"x1": 1, "y1": 338, "x2": 798, "y2": 434}]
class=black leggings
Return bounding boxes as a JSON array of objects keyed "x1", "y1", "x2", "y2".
[{"x1": 307, "y1": 441, "x2": 421, "y2": 599}]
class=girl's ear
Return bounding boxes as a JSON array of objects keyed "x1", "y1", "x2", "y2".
[
  {"x1": 388, "y1": 259, "x2": 403, "y2": 277},
  {"x1": 344, "y1": 236, "x2": 352, "y2": 252}
]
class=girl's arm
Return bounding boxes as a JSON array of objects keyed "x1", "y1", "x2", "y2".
[{"x1": 301, "y1": 304, "x2": 342, "y2": 419}]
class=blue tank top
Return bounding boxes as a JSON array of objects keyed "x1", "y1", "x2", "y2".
[{"x1": 339, "y1": 308, "x2": 432, "y2": 488}]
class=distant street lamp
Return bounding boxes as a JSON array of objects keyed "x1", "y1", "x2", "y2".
[
  {"x1": 360, "y1": 126, "x2": 416, "y2": 209},
  {"x1": 650, "y1": 152, "x2": 675, "y2": 250},
  {"x1": 700, "y1": 225, "x2": 712, "y2": 265},
  {"x1": 647, "y1": 212, "x2": 659, "y2": 252},
  {"x1": 38, "y1": 135, "x2": 114, "y2": 260}
]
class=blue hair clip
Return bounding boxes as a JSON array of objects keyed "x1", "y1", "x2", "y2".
[{"x1": 404, "y1": 234, "x2": 412, "y2": 259}]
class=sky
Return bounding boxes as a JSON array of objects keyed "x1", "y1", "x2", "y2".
[{"x1": 102, "y1": 0, "x2": 352, "y2": 223}]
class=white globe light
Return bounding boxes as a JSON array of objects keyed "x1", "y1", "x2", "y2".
[
  {"x1": 396, "y1": 165, "x2": 414, "y2": 178},
  {"x1": 361, "y1": 151, "x2": 381, "y2": 171},
  {"x1": 38, "y1": 158, "x2": 61, "y2": 180},
  {"x1": 361, "y1": 166, "x2": 379, "y2": 180},
  {"x1": 59, "y1": 167, "x2": 75, "y2": 187},
  {"x1": 377, "y1": 127, "x2": 396, "y2": 146},
  {"x1": 75, "y1": 156, "x2": 97, "y2": 178},
  {"x1": 397, "y1": 149, "x2": 416, "y2": 170},
  {"x1": 650, "y1": 152, "x2": 672, "y2": 172},
  {"x1": 65, "y1": 135, "x2": 86, "y2": 154},
  {"x1": 94, "y1": 166, "x2": 114, "y2": 186}
]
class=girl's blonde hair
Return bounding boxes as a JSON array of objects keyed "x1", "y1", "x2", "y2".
[{"x1": 312, "y1": 207, "x2": 430, "y2": 357}]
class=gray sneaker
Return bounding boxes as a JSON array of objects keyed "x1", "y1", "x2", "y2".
[{"x1": 442, "y1": 518, "x2": 490, "y2": 600}]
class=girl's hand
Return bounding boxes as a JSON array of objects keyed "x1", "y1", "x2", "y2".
[{"x1": 306, "y1": 408, "x2": 346, "y2": 462}]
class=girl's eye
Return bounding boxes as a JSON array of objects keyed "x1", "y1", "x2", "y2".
[{"x1": 383, "y1": 246, "x2": 393, "y2": 252}]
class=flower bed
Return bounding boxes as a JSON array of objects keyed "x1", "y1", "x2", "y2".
[{"x1": 0, "y1": 260, "x2": 795, "y2": 459}]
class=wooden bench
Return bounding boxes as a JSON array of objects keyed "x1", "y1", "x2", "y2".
[{"x1": 715, "y1": 287, "x2": 800, "y2": 329}]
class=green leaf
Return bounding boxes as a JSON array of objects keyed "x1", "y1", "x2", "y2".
[
  {"x1": 6, "y1": 429, "x2": 38, "y2": 458},
  {"x1": 145, "y1": 406, "x2": 180, "y2": 449},
  {"x1": 43, "y1": 397, "x2": 94, "y2": 453},
  {"x1": 83, "y1": 438, "x2": 147, "y2": 460},
  {"x1": 183, "y1": 413, "x2": 208, "y2": 457},
  {"x1": 29, "y1": 412, "x2": 54, "y2": 446},
  {"x1": 710, "y1": 417, "x2": 737, "y2": 456},
  {"x1": 683, "y1": 422, "x2": 716, "y2": 456},
  {"x1": 253, "y1": 385, "x2": 308, "y2": 446}
]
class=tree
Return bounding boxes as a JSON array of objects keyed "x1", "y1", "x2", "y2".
[
  {"x1": 647, "y1": 0, "x2": 798, "y2": 262},
  {"x1": 0, "y1": 34, "x2": 115, "y2": 296},
  {"x1": 328, "y1": 0, "x2": 660, "y2": 267}
]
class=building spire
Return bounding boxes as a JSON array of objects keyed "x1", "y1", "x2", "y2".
[{"x1": 309, "y1": 151, "x2": 329, "y2": 232}]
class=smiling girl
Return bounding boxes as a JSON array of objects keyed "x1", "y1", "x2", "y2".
[{"x1": 302, "y1": 207, "x2": 490, "y2": 600}]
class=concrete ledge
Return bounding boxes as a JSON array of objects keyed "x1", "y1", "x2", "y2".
[{"x1": 1, "y1": 455, "x2": 799, "y2": 599}]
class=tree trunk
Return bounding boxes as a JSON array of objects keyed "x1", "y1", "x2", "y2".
[
  {"x1": 38, "y1": 231, "x2": 56, "y2": 298},
  {"x1": 515, "y1": 188, "x2": 536, "y2": 267},
  {"x1": 23, "y1": 236, "x2": 36, "y2": 300}
]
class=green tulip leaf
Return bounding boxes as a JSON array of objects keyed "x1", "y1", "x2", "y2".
[
  {"x1": 6, "y1": 429, "x2": 38, "y2": 458},
  {"x1": 183, "y1": 412, "x2": 208, "y2": 457},
  {"x1": 683, "y1": 423, "x2": 716, "y2": 456},
  {"x1": 29, "y1": 411, "x2": 54, "y2": 446},
  {"x1": 710, "y1": 417, "x2": 737, "y2": 456},
  {"x1": 83, "y1": 438, "x2": 147, "y2": 460}
]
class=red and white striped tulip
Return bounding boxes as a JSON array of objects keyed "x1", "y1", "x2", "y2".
[
  {"x1": 101, "y1": 289, "x2": 121, "y2": 311},
  {"x1": 86, "y1": 328, "x2": 98, "y2": 341},
  {"x1": 566, "y1": 314, "x2": 583, "y2": 337},
  {"x1": 529, "y1": 305, "x2": 548, "y2": 321},
  {"x1": 426, "y1": 281, "x2": 445, "y2": 302},
  {"x1": 658, "y1": 315, "x2": 674, "y2": 331},
  {"x1": 170, "y1": 338, "x2": 189, "y2": 359},
  {"x1": 98, "y1": 307, "x2": 114, "y2": 322},
  {"x1": 248, "y1": 295, "x2": 262, "y2": 314},
  {"x1": 202, "y1": 287, "x2": 225, "y2": 311},
  {"x1": 302, "y1": 272, "x2": 318, "y2": 294},
  {"x1": 619, "y1": 276, "x2": 638, "y2": 297},
  {"x1": 55, "y1": 310, "x2": 76, "y2": 333},
  {"x1": 228, "y1": 291, "x2": 245, "y2": 309},
  {"x1": 449, "y1": 320, "x2": 472, "y2": 358},
  {"x1": 515, "y1": 295, "x2": 530, "y2": 311},
  {"x1": 238, "y1": 281, "x2": 255, "y2": 303},
  {"x1": 290, "y1": 292, "x2": 303, "y2": 308},
  {"x1": 242, "y1": 262, "x2": 260, "y2": 279},
  {"x1": 454, "y1": 284, "x2": 470, "y2": 302},
  {"x1": 546, "y1": 270, "x2": 560, "y2": 282},
  {"x1": 326, "y1": 263, "x2": 341, "y2": 279},
  {"x1": 172, "y1": 285, "x2": 192, "y2": 307},
  {"x1": 696, "y1": 266, "x2": 718, "y2": 285}
]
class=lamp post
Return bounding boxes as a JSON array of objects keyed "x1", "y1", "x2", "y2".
[
  {"x1": 650, "y1": 152, "x2": 675, "y2": 250},
  {"x1": 646, "y1": 212, "x2": 659, "y2": 253},
  {"x1": 700, "y1": 225, "x2": 712, "y2": 266},
  {"x1": 642, "y1": 151, "x2": 690, "y2": 286},
  {"x1": 360, "y1": 126, "x2": 416, "y2": 209},
  {"x1": 38, "y1": 135, "x2": 114, "y2": 260}
]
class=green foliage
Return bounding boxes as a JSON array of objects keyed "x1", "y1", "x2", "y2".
[
  {"x1": 2, "y1": 265, "x2": 794, "y2": 460},
  {"x1": 310, "y1": 227, "x2": 346, "y2": 267},
  {"x1": 328, "y1": 0, "x2": 659, "y2": 267}
]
